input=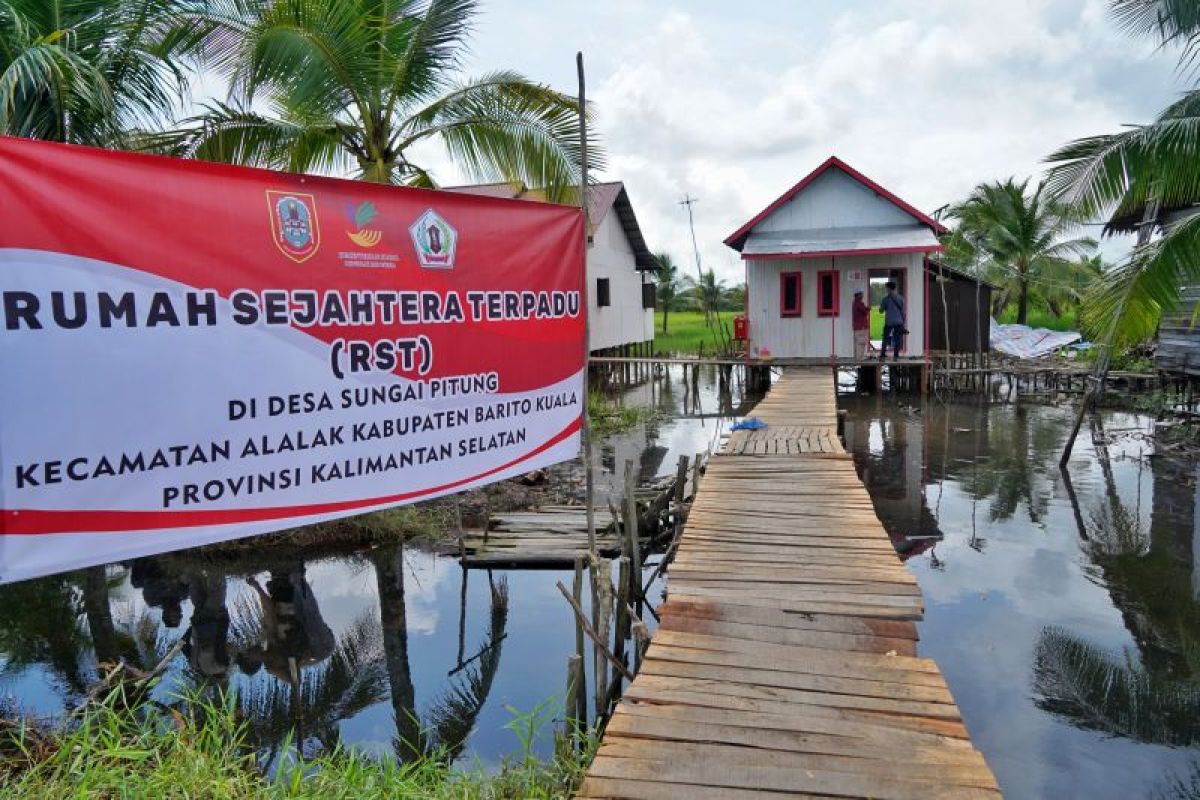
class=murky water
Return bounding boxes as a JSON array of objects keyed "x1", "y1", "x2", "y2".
[
  {"x1": 0, "y1": 364, "x2": 750, "y2": 768},
  {"x1": 4, "y1": 367, "x2": 1197, "y2": 797},
  {"x1": 842, "y1": 395, "x2": 1200, "y2": 799}
]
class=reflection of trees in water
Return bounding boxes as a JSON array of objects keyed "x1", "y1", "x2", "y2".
[
  {"x1": 0, "y1": 566, "x2": 167, "y2": 703},
  {"x1": 1033, "y1": 627, "x2": 1200, "y2": 746},
  {"x1": 0, "y1": 546, "x2": 510, "y2": 766},
  {"x1": 964, "y1": 405, "x2": 1061, "y2": 524},
  {"x1": 1036, "y1": 444, "x2": 1200, "y2": 777},
  {"x1": 372, "y1": 542, "x2": 509, "y2": 763}
]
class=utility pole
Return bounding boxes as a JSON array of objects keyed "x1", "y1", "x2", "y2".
[{"x1": 679, "y1": 194, "x2": 709, "y2": 324}]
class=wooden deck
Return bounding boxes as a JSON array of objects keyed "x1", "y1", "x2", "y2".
[{"x1": 579, "y1": 368, "x2": 1000, "y2": 799}]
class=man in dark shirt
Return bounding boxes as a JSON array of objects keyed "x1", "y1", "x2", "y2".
[{"x1": 880, "y1": 281, "x2": 905, "y2": 361}]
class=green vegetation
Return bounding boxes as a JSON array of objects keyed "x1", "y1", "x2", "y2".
[
  {"x1": 652, "y1": 310, "x2": 737, "y2": 355},
  {"x1": 587, "y1": 390, "x2": 656, "y2": 436},
  {"x1": 1, "y1": 0, "x2": 591, "y2": 197},
  {"x1": 0, "y1": 0, "x2": 203, "y2": 146},
  {"x1": 160, "y1": 0, "x2": 592, "y2": 193},
  {"x1": 0, "y1": 689, "x2": 590, "y2": 799},
  {"x1": 996, "y1": 307, "x2": 1078, "y2": 332},
  {"x1": 1043, "y1": 0, "x2": 1200, "y2": 348},
  {"x1": 653, "y1": 252, "x2": 682, "y2": 334},
  {"x1": 942, "y1": 178, "x2": 1097, "y2": 326}
]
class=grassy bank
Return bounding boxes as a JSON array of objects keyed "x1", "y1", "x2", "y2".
[
  {"x1": 996, "y1": 307, "x2": 1078, "y2": 332},
  {"x1": 653, "y1": 310, "x2": 737, "y2": 355},
  {"x1": 0, "y1": 690, "x2": 589, "y2": 799}
]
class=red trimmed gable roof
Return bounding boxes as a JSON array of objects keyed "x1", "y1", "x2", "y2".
[{"x1": 724, "y1": 156, "x2": 948, "y2": 252}]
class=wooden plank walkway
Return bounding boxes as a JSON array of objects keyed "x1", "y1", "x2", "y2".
[{"x1": 579, "y1": 368, "x2": 1000, "y2": 799}]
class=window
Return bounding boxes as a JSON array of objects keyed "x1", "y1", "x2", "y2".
[
  {"x1": 641, "y1": 282, "x2": 656, "y2": 309},
  {"x1": 817, "y1": 270, "x2": 839, "y2": 317},
  {"x1": 780, "y1": 272, "x2": 802, "y2": 317},
  {"x1": 596, "y1": 278, "x2": 610, "y2": 308}
]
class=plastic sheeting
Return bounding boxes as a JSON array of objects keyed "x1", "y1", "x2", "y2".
[{"x1": 990, "y1": 319, "x2": 1082, "y2": 359}]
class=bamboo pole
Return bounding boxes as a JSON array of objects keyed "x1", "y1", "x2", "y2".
[
  {"x1": 623, "y1": 461, "x2": 642, "y2": 604},
  {"x1": 556, "y1": 580, "x2": 634, "y2": 682},
  {"x1": 566, "y1": 654, "x2": 583, "y2": 748},
  {"x1": 571, "y1": 557, "x2": 586, "y2": 728},
  {"x1": 576, "y1": 52, "x2": 596, "y2": 558}
]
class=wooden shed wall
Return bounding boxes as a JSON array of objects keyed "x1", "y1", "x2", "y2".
[
  {"x1": 926, "y1": 275, "x2": 992, "y2": 354},
  {"x1": 1156, "y1": 285, "x2": 1200, "y2": 377}
]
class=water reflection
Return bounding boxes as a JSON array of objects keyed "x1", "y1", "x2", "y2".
[
  {"x1": 843, "y1": 395, "x2": 1200, "y2": 797},
  {"x1": 0, "y1": 364, "x2": 745, "y2": 766}
]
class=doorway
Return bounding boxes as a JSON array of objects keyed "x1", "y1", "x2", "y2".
[{"x1": 869, "y1": 268, "x2": 907, "y2": 355}]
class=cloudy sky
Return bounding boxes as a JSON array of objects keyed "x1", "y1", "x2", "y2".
[
  {"x1": 415, "y1": 0, "x2": 1188, "y2": 281},
  {"x1": 196, "y1": 1, "x2": 1189, "y2": 281}
]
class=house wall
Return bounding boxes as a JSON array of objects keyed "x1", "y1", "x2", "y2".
[
  {"x1": 754, "y1": 168, "x2": 918, "y2": 232},
  {"x1": 1156, "y1": 284, "x2": 1200, "y2": 378},
  {"x1": 926, "y1": 276, "x2": 992, "y2": 354},
  {"x1": 587, "y1": 210, "x2": 654, "y2": 352},
  {"x1": 745, "y1": 253, "x2": 926, "y2": 358}
]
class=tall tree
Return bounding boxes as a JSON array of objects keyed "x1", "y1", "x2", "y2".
[
  {"x1": 1045, "y1": 0, "x2": 1200, "y2": 345},
  {"x1": 172, "y1": 0, "x2": 599, "y2": 193},
  {"x1": 682, "y1": 269, "x2": 728, "y2": 319},
  {"x1": 653, "y1": 251, "x2": 680, "y2": 334},
  {"x1": 0, "y1": 0, "x2": 201, "y2": 145},
  {"x1": 946, "y1": 178, "x2": 1095, "y2": 325}
]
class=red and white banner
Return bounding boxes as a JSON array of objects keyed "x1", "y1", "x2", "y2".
[{"x1": 0, "y1": 137, "x2": 585, "y2": 584}]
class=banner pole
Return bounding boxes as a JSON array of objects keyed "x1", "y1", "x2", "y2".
[{"x1": 577, "y1": 52, "x2": 596, "y2": 558}]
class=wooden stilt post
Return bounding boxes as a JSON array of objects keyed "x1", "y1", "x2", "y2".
[
  {"x1": 571, "y1": 558, "x2": 587, "y2": 729},
  {"x1": 623, "y1": 461, "x2": 642, "y2": 605}
]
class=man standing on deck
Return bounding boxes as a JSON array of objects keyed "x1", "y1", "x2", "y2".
[
  {"x1": 852, "y1": 290, "x2": 870, "y2": 361},
  {"x1": 879, "y1": 281, "x2": 905, "y2": 361}
]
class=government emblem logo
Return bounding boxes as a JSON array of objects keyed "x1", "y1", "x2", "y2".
[
  {"x1": 266, "y1": 190, "x2": 320, "y2": 262},
  {"x1": 409, "y1": 208, "x2": 456, "y2": 268},
  {"x1": 344, "y1": 200, "x2": 382, "y2": 248}
]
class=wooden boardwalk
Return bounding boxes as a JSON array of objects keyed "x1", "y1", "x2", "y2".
[{"x1": 579, "y1": 368, "x2": 1000, "y2": 799}]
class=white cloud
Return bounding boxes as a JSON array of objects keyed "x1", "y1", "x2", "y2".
[{"x1": 576, "y1": 0, "x2": 1182, "y2": 283}]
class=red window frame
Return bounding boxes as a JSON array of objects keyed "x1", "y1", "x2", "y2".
[
  {"x1": 780, "y1": 272, "x2": 802, "y2": 317},
  {"x1": 817, "y1": 269, "x2": 839, "y2": 317}
]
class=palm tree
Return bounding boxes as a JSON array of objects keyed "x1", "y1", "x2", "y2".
[
  {"x1": 0, "y1": 0, "x2": 201, "y2": 145},
  {"x1": 682, "y1": 269, "x2": 728, "y2": 319},
  {"x1": 171, "y1": 0, "x2": 598, "y2": 193},
  {"x1": 1044, "y1": 1, "x2": 1200, "y2": 346},
  {"x1": 1034, "y1": 626, "x2": 1200, "y2": 746},
  {"x1": 653, "y1": 252, "x2": 680, "y2": 334},
  {"x1": 946, "y1": 179, "x2": 1096, "y2": 325}
]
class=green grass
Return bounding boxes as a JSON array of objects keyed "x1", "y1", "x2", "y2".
[
  {"x1": 996, "y1": 307, "x2": 1078, "y2": 332},
  {"x1": 588, "y1": 390, "x2": 657, "y2": 436},
  {"x1": 0, "y1": 689, "x2": 591, "y2": 799},
  {"x1": 654, "y1": 311, "x2": 737, "y2": 355}
]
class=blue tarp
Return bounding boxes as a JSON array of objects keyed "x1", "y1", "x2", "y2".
[{"x1": 731, "y1": 418, "x2": 767, "y2": 431}]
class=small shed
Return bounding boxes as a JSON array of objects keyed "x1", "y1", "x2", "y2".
[
  {"x1": 724, "y1": 156, "x2": 946, "y2": 360},
  {"x1": 1156, "y1": 284, "x2": 1200, "y2": 378},
  {"x1": 925, "y1": 260, "x2": 995, "y2": 354}
]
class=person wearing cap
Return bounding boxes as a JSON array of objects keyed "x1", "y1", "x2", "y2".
[{"x1": 851, "y1": 289, "x2": 870, "y2": 361}]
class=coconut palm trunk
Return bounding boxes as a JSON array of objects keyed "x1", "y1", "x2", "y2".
[{"x1": 373, "y1": 543, "x2": 421, "y2": 762}]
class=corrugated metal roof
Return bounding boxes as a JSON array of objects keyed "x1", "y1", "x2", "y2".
[
  {"x1": 742, "y1": 224, "x2": 941, "y2": 257},
  {"x1": 443, "y1": 180, "x2": 655, "y2": 270}
]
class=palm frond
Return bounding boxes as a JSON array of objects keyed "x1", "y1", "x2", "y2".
[
  {"x1": 423, "y1": 577, "x2": 508, "y2": 760},
  {"x1": 1111, "y1": 0, "x2": 1200, "y2": 72},
  {"x1": 399, "y1": 70, "x2": 599, "y2": 200},
  {"x1": 167, "y1": 100, "x2": 348, "y2": 174},
  {"x1": 1079, "y1": 211, "x2": 1200, "y2": 345},
  {"x1": 1034, "y1": 626, "x2": 1200, "y2": 745}
]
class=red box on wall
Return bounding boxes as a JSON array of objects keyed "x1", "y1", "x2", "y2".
[{"x1": 733, "y1": 315, "x2": 748, "y2": 340}]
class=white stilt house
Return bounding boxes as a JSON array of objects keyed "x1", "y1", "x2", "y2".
[
  {"x1": 445, "y1": 181, "x2": 657, "y2": 353},
  {"x1": 725, "y1": 157, "x2": 947, "y2": 360}
]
